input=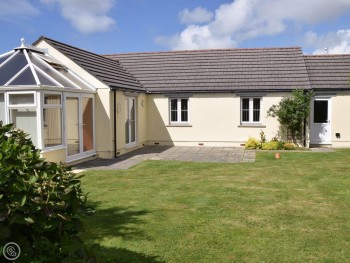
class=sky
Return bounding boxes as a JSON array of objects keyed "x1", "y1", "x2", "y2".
[{"x1": 0, "y1": 0, "x2": 350, "y2": 55}]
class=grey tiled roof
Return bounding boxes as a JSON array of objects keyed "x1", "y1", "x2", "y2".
[
  {"x1": 105, "y1": 47, "x2": 312, "y2": 93},
  {"x1": 304, "y1": 55, "x2": 350, "y2": 90},
  {"x1": 33, "y1": 36, "x2": 144, "y2": 91}
]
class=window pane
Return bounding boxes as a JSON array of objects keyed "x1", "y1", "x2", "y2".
[
  {"x1": 43, "y1": 108, "x2": 62, "y2": 147},
  {"x1": 125, "y1": 100, "x2": 129, "y2": 144},
  {"x1": 130, "y1": 120, "x2": 136, "y2": 142},
  {"x1": 9, "y1": 93, "x2": 35, "y2": 105},
  {"x1": 0, "y1": 51, "x2": 28, "y2": 85},
  {"x1": 253, "y1": 98, "x2": 260, "y2": 122},
  {"x1": 11, "y1": 108, "x2": 37, "y2": 146},
  {"x1": 0, "y1": 94, "x2": 5, "y2": 123},
  {"x1": 44, "y1": 94, "x2": 61, "y2": 105},
  {"x1": 170, "y1": 99, "x2": 178, "y2": 122},
  {"x1": 242, "y1": 98, "x2": 250, "y2": 122},
  {"x1": 0, "y1": 53, "x2": 13, "y2": 66},
  {"x1": 8, "y1": 66, "x2": 36, "y2": 86},
  {"x1": 29, "y1": 54, "x2": 75, "y2": 88},
  {"x1": 314, "y1": 100, "x2": 328, "y2": 123},
  {"x1": 181, "y1": 99, "x2": 188, "y2": 122},
  {"x1": 82, "y1": 97, "x2": 94, "y2": 151},
  {"x1": 36, "y1": 69, "x2": 59, "y2": 86},
  {"x1": 66, "y1": 97, "x2": 80, "y2": 156}
]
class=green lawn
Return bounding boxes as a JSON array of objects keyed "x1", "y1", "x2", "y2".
[{"x1": 78, "y1": 150, "x2": 350, "y2": 262}]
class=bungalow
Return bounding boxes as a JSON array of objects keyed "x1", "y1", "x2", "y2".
[{"x1": 0, "y1": 36, "x2": 349, "y2": 164}]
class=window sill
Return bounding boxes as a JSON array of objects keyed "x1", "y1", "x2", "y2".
[
  {"x1": 167, "y1": 124, "x2": 192, "y2": 127},
  {"x1": 42, "y1": 145, "x2": 66, "y2": 153},
  {"x1": 238, "y1": 124, "x2": 266, "y2": 128}
]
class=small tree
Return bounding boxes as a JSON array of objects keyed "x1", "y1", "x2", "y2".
[
  {"x1": 267, "y1": 89, "x2": 313, "y2": 144},
  {"x1": 0, "y1": 123, "x2": 94, "y2": 262}
]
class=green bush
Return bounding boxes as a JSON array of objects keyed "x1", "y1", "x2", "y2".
[
  {"x1": 245, "y1": 137, "x2": 261, "y2": 149},
  {"x1": 261, "y1": 141, "x2": 284, "y2": 150},
  {"x1": 0, "y1": 123, "x2": 93, "y2": 262},
  {"x1": 283, "y1": 142, "x2": 296, "y2": 150}
]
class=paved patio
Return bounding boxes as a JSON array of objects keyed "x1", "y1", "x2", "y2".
[{"x1": 74, "y1": 146, "x2": 256, "y2": 171}]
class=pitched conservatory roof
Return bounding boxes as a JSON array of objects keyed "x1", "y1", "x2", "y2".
[{"x1": 0, "y1": 39, "x2": 94, "y2": 92}]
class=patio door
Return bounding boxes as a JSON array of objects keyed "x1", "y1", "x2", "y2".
[
  {"x1": 125, "y1": 97, "x2": 136, "y2": 146},
  {"x1": 65, "y1": 94, "x2": 95, "y2": 161},
  {"x1": 310, "y1": 98, "x2": 331, "y2": 144}
]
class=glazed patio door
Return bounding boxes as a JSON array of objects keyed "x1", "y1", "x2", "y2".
[
  {"x1": 65, "y1": 94, "x2": 95, "y2": 161},
  {"x1": 125, "y1": 97, "x2": 136, "y2": 146}
]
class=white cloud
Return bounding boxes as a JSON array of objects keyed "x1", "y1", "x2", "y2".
[
  {"x1": 305, "y1": 30, "x2": 350, "y2": 54},
  {"x1": 0, "y1": 0, "x2": 40, "y2": 19},
  {"x1": 179, "y1": 7, "x2": 213, "y2": 25},
  {"x1": 157, "y1": 0, "x2": 350, "y2": 50},
  {"x1": 40, "y1": 0, "x2": 116, "y2": 33}
]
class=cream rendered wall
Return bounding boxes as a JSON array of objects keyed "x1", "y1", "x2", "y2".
[
  {"x1": 331, "y1": 91, "x2": 350, "y2": 147},
  {"x1": 146, "y1": 93, "x2": 285, "y2": 147},
  {"x1": 42, "y1": 148, "x2": 66, "y2": 163},
  {"x1": 35, "y1": 40, "x2": 114, "y2": 159},
  {"x1": 95, "y1": 88, "x2": 114, "y2": 158}
]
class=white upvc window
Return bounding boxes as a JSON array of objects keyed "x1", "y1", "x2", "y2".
[
  {"x1": 241, "y1": 97, "x2": 261, "y2": 124},
  {"x1": 7, "y1": 91, "x2": 38, "y2": 146},
  {"x1": 42, "y1": 92, "x2": 63, "y2": 149},
  {"x1": 170, "y1": 98, "x2": 189, "y2": 124}
]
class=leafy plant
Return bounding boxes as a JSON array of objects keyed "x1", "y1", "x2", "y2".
[
  {"x1": 283, "y1": 142, "x2": 296, "y2": 150},
  {"x1": 0, "y1": 123, "x2": 93, "y2": 262},
  {"x1": 245, "y1": 137, "x2": 261, "y2": 149},
  {"x1": 267, "y1": 89, "x2": 313, "y2": 144},
  {"x1": 261, "y1": 141, "x2": 284, "y2": 150}
]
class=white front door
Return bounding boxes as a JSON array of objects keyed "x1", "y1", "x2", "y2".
[{"x1": 310, "y1": 98, "x2": 331, "y2": 144}]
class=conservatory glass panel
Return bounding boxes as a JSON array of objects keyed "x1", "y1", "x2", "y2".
[
  {"x1": 43, "y1": 108, "x2": 62, "y2": 147},
  {"x1": 0, "y1": 94, "x2": 5, "y2": 123},
  {"x1": 10, "y1": 108, "x2": 37, "y2": 146},
  {"x1": 55, "y1": 67, "x2": 91, "y2": 90},
  {"x1": 8, "y1": 67, "x2": 36, "y2": 86},
  {"x1": 66, "y1": 97, "x2": 80, "y2": 156},
  {"x1": 0, "y1": 53, "x2": 13, "y2": 66},
  {"x1": 0, "y1": 51, "x2": 28, "y2": 85},
  {"x1": 29, "y1": 54, "x2": 75, "y2": 88},
  {"x1": 9, "y1": 93, "x2": 35, "y2": 105},
  {"x1": 36, "y1": 69, "x2": 58, "y2": 86},
  {"x1": 44, "y1": 94, "x2": 61, "y2": 105},
  {"x1": 82, "y1": 97, "x2": 94, "y2": 152}
]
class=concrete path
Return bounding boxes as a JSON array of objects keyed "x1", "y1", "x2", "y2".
[{"x1": 75, "y1": 146, "x2": 255, "y2": 171}]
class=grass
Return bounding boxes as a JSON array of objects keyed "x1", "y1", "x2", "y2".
[{"x1": 77, "y1": 149, "x2": 350, "y2": 262}]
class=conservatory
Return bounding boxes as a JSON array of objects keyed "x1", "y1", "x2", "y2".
[{"x1": 0, "y1": 39, "x2": 96, "y2": 163}]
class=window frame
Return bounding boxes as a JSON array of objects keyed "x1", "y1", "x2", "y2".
[
  {"x1": 0, "y1": 93, "x2": 5, "y2": 124},
  {"x1": 240, "y1": 97, "x2": 262, "y2": 124},
  {"x1": 7, "y1": 91, "x2": 36, "y2": 108},
  {"x1": 42, "y1": 91, "x2": 64, "y2": 150},
  {"x1": 6, "y1": 91, "x2": 39, "y2": 147},
  {"x1": 169, "y1": 98, "x2": 189, "y2": 125}
]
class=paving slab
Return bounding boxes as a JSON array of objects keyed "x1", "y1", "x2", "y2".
[{"x1": 74, "y1": 146, "x2": 256, "y2": 171}]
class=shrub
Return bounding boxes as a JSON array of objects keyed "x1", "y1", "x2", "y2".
[
  {"x1": 261, "y1": 141, "x2": 284, "y2": 150},
  {"x1": 245, "y1": 137, "x2": 261, "y2": 149},
  {"x1": 283, "y1": 142, "x2": 296, "y2": 150},
  {"x1": 0, "y1": 123, "x2": 93, "y2": 262},
  {"x1": 267, "y1": 89, "x2": 313, "y2": 144}
]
